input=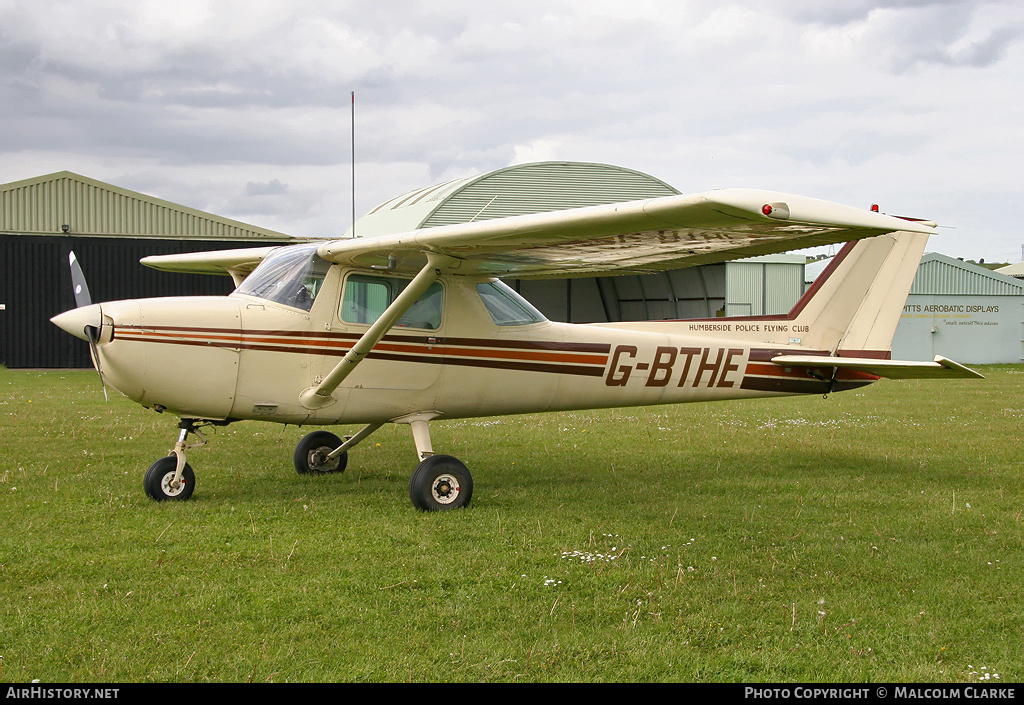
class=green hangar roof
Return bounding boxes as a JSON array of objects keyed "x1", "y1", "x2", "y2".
[
  {"x1": 344, "y1": 161, "x2": 681, "y2": 238},
  {"x1": 1, "y1": 171, "x2": 292, "y2": 241},
  {"x1": 909, "y1": 253, "x2": 1024, "y2": 296}
]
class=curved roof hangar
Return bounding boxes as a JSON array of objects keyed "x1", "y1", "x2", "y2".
[{"x1": 343, "y1": 161, "x2": 680, "y2": 239}]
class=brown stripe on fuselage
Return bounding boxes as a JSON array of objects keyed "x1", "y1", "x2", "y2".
[
  {"x1": 112, "y1": 325, "x2": 610, "y2": 377},
  {"x1": 114, "y1": 324, "x2": 610, "y2": 354}
]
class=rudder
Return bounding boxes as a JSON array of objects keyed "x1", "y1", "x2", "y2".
[{"x1": 786, "y1": 231, "x2": 929, "y2": 356}]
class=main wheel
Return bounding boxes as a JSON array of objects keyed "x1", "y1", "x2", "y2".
[
  {"x1": 409, "y1": 455, "x2": 473, "y2": 511},
  {"x1": 294, "y1": 431, "x2": 348, "y2": 474},
  {"x1": 143, "y1": 456, "x2": 196, "y2": 501}
]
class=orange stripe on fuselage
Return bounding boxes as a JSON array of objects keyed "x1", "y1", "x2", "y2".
[{"x1": 113, "y1": 328, "x2": 609, "y2": 366}]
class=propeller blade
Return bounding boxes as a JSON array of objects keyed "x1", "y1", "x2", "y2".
[
  {"x1": 69, "y1": 251, "x2": 93, "y2": 308},
  {"x1": 64, "y1": 251, "x2": 108, "y2": 402},
  {"x1": 86, "y1": 328, "x2": 109, "y2": 402}
]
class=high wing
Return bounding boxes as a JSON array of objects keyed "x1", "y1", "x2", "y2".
[
  {"x1": 140, "y1": 246, "x2": 280, "y2": 286},
  {"x1": 139, "y1": 188, "x2": 934, "y2": 280},
  {"x1": 316, "y1": 188, "x2": 935, "y2": 277}
]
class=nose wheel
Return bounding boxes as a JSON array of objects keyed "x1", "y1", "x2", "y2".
[
  {"x1": 143, "y1": 418, "x2": 226, "y2": 502},
  {"x1": 143, "y1": 456, "x2": 196, "y2": 501}
]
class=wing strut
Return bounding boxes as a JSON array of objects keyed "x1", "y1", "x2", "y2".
[{"x1": 299, "y1": 252, "x2": 456, "y2": 409}]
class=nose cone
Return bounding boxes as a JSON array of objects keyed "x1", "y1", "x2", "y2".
[{"x1": 51, "y1": 304, "x2": 102, "y2": 341}]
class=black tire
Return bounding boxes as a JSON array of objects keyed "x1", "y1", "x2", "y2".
[
  {"x1": 143, "y1": 456, "x2": 196, "y2": 501},
  {"x1": 294, "y1": 431, "x2": 348, "y2": 474},
  {"x1": 409, "y1": 455, "x2": 473, "y2": 511}
]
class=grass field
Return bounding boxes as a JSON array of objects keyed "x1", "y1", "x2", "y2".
[{"x1": 0, "y1": 366, "x2": 1020, "y2": 683}]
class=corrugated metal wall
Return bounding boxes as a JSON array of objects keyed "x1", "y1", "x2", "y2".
[
  {"x1": 507, "y1": 264, "x2": 729, "y2": 323},
  {"x1": 420, "y1": 162, "x2": 679, "y2": 227},
  {"x1": 511, "y1": 258, "x2": 805, "y2": 324},
  {"x1": 910, "y1": 256, "x2": 1024, "y2": 296},
  {"x1": 725, "y1": 261, "x2": 804, "y2": 317},
  {"x1": 0, "y1": 236, "x2": 277, "y2": 368},
  {"x1": 1, "y1": 172, "x2": 289, "y2": 240},
  {"x1": 603, "y1": 266, "x2": 728, "y2": 321}
]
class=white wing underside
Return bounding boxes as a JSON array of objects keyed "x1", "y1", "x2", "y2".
[{"x1": 141, "y1": 188, "x2": 934, "y2": 279}]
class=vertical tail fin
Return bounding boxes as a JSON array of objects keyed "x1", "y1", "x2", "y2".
[{"x1": 787, "y1": 231, "x2": 929, "y2": 356}]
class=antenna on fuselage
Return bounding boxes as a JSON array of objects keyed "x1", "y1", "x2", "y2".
[{"x1": 351, "y1": 90, "x2": 356, "y2": 238}]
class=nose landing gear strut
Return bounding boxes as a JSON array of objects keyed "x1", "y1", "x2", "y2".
[{"x1": 143, "y1": 419, "x2": 226, "y2": 501}]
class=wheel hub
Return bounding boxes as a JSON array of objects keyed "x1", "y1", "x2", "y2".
[
  {"x1": 431, "y1": 474, "x2": 460, "y2": 504},
  {"x1": 308, "y1": 446, "x2": 340, "y2": 472},
  {"x1": 160, "y1": 472, "x2": 187, "y2": 497}
]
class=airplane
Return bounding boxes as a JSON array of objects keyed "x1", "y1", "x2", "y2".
[{"x1": 50, "y1": 186, "x2": 982, "y2": 510}]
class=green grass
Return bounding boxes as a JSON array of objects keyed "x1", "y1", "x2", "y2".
[{"x1": 0, "y1": 367, "x2": 1020, "y2": 682}]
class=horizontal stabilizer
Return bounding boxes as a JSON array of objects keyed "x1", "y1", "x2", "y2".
[{"x1": 771, "y1": 355, "x2": 984, "y2": 380}]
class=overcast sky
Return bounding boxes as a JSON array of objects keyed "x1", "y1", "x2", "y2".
[{"x1": 1, "y1": 0, "x2": 1021, "y2": 261}]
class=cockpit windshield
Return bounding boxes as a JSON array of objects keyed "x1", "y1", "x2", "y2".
[{"x1": 234, "y1": 243, "x2": 330, "y2": 312}]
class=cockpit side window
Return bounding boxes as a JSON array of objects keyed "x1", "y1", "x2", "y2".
[
  {"x1": 235, "y1": 244, "x2": 330, "y2": 312},
  {"x1": 476, "y1": 281, "x2": 547, "y2": 326},
  {"x1": 341, "y1": 274, "x2": 444, "y2": 330}
]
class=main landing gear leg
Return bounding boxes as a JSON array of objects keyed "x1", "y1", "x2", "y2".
[
  {"x1": 396, "y1": 412, "x2": 474, "y2": 512},
  {"x1": 143, "y1": 419, "x2": 207, "y2": 501}
]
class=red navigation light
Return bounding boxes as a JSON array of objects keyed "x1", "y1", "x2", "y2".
[
  {"x1": 871, "y1": 204, "x2": 879, "y2": 212},
  {"x1": 762, "y1": 204, "x2": 773, "y2": 216}
]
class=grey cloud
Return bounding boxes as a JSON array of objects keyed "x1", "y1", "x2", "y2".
[
  {"x1": 782, "y1": 0, "x2": 964, "y2": 26},
  {"x1": 883, "y1": 25, "x2": 1022, "y2": 72},
  {"x1": 246, "y1": 178, "x2": 289, "y2": 196},
  {"x1": 942, "y1": 25, "x2": 1022, "y2": 67}
]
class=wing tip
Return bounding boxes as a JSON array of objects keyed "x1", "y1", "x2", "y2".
[{"x1": 933, "y1": 355, "x2": 985, "y2": 379}]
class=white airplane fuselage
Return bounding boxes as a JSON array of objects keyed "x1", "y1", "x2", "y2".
[{"x1": 87, "y1": 267, "x2": 871, "y2": 427}]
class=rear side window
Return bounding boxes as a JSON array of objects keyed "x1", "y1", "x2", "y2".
[
  {"x1": 476, "y1": 281, "x2": 546, "y2": 326},
  {"x1": 341, "y1": 274, "x2": 443, "y2": 330}
]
